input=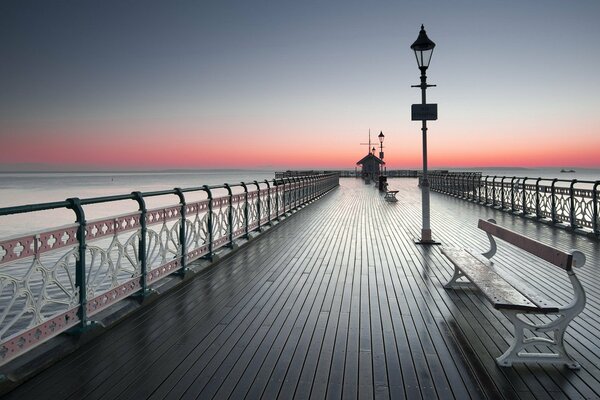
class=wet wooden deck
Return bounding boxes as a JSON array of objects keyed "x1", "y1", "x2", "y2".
[{"x1": 5, "y1": 178, "x2": 600, "y2": 399}]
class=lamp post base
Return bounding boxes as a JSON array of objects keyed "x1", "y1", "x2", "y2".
[{"x1": 414, "y1": 229, "x2": 441, "y2": 245}]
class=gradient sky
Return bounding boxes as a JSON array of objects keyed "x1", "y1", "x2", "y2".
[{"x1": 1, "y1": 0, "x2": 599, "y2": 170}]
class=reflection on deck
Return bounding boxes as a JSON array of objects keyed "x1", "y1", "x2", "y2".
[{"x1": 5, "y1": 178, "x2": 600, "y2": 399}]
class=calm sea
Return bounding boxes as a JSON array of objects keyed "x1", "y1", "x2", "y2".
[
  {"x1": 0, "y1": 168, "x2": 598, "y2": 238},
  {"x1": 447, "y1": 167, "x2": 600, "y2": 182},
  {"x1": 0, "y1": 170, "x2": 275, "y2": 238}
]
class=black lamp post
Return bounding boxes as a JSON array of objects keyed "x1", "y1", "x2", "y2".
[
  {"x1": 378, "y1": 131, "x2": 385, "y2": 175},
  {"x1": 411, "y1": 24, "x2": 439, "y2": 245}
]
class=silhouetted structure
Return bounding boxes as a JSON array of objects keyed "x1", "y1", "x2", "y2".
[{"x1": 356, "y1": 152, "x2": 384, "y2": 182}]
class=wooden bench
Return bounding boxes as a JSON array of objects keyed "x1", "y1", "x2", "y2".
[
  {"x1": 384, "y1": 190, "x2": 398, "y2": 202},
  {"x1": 442, "y1": 218, "x2": 587, "y2": 369}
]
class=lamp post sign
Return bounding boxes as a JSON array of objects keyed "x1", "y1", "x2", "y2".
[{"x1": 411, "y1": 104, "x2": 438, "y2": 121}]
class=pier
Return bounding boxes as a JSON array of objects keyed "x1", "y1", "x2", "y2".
[{"x1": 2, "y1": 177, "x2": 600, "y2": 399}]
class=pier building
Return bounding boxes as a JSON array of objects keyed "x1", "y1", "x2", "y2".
[{"x1": 356, "y1": 152, "x2": 385, "y2": 182}]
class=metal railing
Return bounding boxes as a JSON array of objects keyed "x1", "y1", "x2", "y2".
[
  {"x1": 0, "y1": 173, "x2": 339, "y2": 366},
  {"x1": 429, "y1": 172, "x2": 600, "y2": 236}
]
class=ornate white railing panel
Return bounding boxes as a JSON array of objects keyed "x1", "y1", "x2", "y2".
[
  {"x1": 430, "y1": 172, "x2": 600, "y2": 236},
  {"x1": 0, "y1": 173, "x2": 339, "y2": 366}
]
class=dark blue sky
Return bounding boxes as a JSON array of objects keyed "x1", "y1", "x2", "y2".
[{"x1": 1, "y1": 0, "x2": 599, "y2": 168}]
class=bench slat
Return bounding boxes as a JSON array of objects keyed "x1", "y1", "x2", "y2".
[
  {"x1": 478, "y1": 219, "x2": 572, "y2": 270},
  {"x1": 442, "y1": 248, "x2": 559, "y2": 313},
  {"x1": 464, "y1": 249, "x2": 560, "y2": 311}
]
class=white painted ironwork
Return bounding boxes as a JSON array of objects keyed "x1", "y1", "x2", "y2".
[
  {"x1": 430, "y1": 172, "x2": 600, "y2": 236},
  {"x1": 0, "y1": 173, "x2": 339, "y2": 366}
]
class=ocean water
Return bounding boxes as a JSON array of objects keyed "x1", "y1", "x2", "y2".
[
  {"x1": 0, "y1": 170, "x2": 275, "y2": 238},
  {"x1": 447, "y1": 167, "x2": 600, "y2": 182},
  {"x1": 1, "y1": 167, "x2": 598, "y2": 239}
]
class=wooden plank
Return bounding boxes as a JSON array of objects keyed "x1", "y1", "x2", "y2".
[
  {"x1": 442, "y1": 247, "x2": 559, "y2": 312},
  {"x1": 478, "y1": 219, "x2": 572, "y2": 270}
]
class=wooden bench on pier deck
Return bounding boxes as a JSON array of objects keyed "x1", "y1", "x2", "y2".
[
  {"x1": 384, "y1": 190, "x2": 398, "y2": 202},
  {"x1": 442, "y1": 218, "x2": 587, "y2": 369}
]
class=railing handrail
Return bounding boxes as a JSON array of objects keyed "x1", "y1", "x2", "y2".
[
  {"x1": 0, "y1": 174, "x2": 336, "y2": 217},
  {"x1": 427, "y1": 171, "x2": 599, "y2": 238}
]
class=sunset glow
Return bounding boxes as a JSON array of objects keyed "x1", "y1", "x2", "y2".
[{"x1": 1, "y1": 1, "x2": 599, "y2": 170}]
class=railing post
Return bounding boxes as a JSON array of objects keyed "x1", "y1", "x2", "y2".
[
  {"x1": 535, "y1": 178, "x2": 542, "y2": 218},
  {"x1": 500, "y1": 176, "x2": 506, "y2": 209},
  {"x1": 492, "y1": 176, "x2": 497, "y2": 207},
  {"x1": 305, "y1": 176, "x2": 309, "y2": 202},
  {"x1": 509, "y1": 177, "x2": 515, "y2": 211},
  {"x1": 441, "y1": 173, "x2": 445, "y2": 193},
  {"x1": 203, "y1": 185, "x2": 214, "y2": 257},
  {"x1": 444, "y1": 173, "x2": 448, "y2": 194},
  {"x1": 240, "y1": 182, "x2": 249, "y2": 237},
  {"x1": 288, "y1": 177, "x2": 293, "y2": 208},
  {"x1": 569, "y1": 180, "x2": 578, "y2": 229},
  {"x1": 467, "y1": 172, "x2": 476, "y2": 201},
  {"x1": 593, "y1": 181, "x2": 600, "y2": 236},
  {"x1": 254, "y1": 181, "x2": 261, "y2": 231},
  {"x1": 264, "y1": 180, "x2": 272, "y2": 224},
  {"x1": 315, "y1": 175, "x2": 319, "y2": 197},
  {"x1": 67, "y1": 197, "x2": 90, "y2": 329},
  {"x1": 484, "y1": 175, "x2": 489, "y2": 204},
  {"x1": 294, "y1": 176, "x2": 300, "y2": 210},
  {"x1": 282, "y1": 178, "x2": 288, "y2": 215},
  {"x1": 174, "y1": 188, "x2": 188, "y2": 273},
  {"x1": 471, "y1": 174, "x2": 477, "y2": 201},
  {"x1": 224, "y1": 184, "x2": 234, "y2": 246},
  {"x1": 275, "y1": 179, "x2": 281, "y2": 220},
  {"x1": 291, "y1": 177, "x2": 297, "y2": 209},
  {"x1": 457, "y1": 174, "x2": 461, "y2": 197},
  {"x1": 132, "y1": 191, "x2": 150, "y2": 296},
  {"x1": 551, "y1": 178, "x2": 558, "y2": 224},
  {"x1": 522, "y1": 178, "x2": 528, "y2": 215},
  {"x1": 316, "y1": 176, "x2": 320, "y2": 196},
  {"x1": 298, "y1": 176, "x2": 302, "y2": 205}
]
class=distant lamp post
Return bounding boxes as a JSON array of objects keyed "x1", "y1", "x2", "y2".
[
  {"x1": 411, "y1": 24, "x2": 440, "y2": 245},
  {"x1": 378, "y1": 131, "x2": 385, "y2": 175}
]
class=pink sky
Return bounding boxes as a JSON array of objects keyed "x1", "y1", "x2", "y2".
[
  {"x1": 2, "y1": 119, "x2": 598, "y2": 170},
  {"x1": 2, "y1": 2, "x2": 599, "y2": 171}
]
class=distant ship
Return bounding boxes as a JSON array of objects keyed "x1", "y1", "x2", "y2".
[{"x1": 560, "y1": 169, "x2": 576, "y2": 173}]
